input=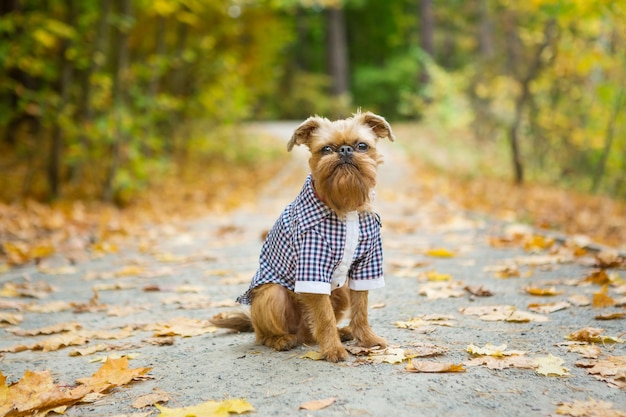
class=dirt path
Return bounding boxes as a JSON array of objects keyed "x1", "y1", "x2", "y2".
[{"x1": 1, "y1": 122, "x2": 625, "y2": 417}]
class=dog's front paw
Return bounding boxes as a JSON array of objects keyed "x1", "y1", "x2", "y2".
[
  {"x1": 354, "y1": 330, "x2": 387, "y2": 349},
  {"x1": 322, "y1": 345, "x2": 349, "y2": 363}
]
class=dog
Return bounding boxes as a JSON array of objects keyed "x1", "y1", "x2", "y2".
[{"x1": 211, "y1": 111, "x2": 394, "y2": 362}]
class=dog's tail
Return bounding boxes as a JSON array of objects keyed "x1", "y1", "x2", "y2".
[{"x1": 210, "y1": 310, "x2": 254, "y2": 332}]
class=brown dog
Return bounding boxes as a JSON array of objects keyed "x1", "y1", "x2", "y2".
[{"x1": 211, "y1": 111, "x2": 394, "y2": 362}]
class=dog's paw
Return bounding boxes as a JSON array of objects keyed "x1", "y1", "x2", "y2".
[
  {"x1": 354, "y1": 331, "x2": 387, "y2": 349},
  {"x1": 338, "y1": 326, "x2": 354, "y2": 342},
  {"x1": 264, "y1": 334, "x2": 298, "y2": 351},
  {"x1": 322, "y1": 346, "x2": 349, "y2": 363}
]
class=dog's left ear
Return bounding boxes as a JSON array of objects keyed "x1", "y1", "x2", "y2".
[
  {"x1": 287, "y1": 116, "x2": 322, "y2": 151},
  {"x1": 357, "y1": 112, "x2": 395, "y2": 142}
]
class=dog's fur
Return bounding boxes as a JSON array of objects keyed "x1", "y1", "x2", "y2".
[{"x1": 211, "y1": 111, "x2": 394, "y2": 362}]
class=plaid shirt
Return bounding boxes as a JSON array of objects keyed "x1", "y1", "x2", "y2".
[{"x1": 237, "y1": 174, "x2": 384, "y2": 305}]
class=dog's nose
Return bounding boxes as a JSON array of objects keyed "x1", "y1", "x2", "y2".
[{"x1": 338, "y1": 145, "x2": 354, "y2": 157}]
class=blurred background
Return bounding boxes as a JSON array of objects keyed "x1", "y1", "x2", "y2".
[{"x1": 0, "y1": 0, "x2": 624, "y2": 206}]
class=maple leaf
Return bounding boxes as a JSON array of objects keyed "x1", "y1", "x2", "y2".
[
  {"x1": 566, "y1": 344, "x2": 602, "y2": 359},
  {"x1": 568, "y1": 294, "x2": 591, "y2": 306},
  {"x1": 75, "y1": 356, "x2": 152, "y2": 394},
  {"x1": 592, "y1": 285, "x2": 615, "y2": 308},
  {"x1": 459, "y1": 305, "x2": 548, "y2": 322},
  {"x1": 534, "y1": 354, "x2": 569, "y2": 376},
  {"x1": 405, "y1": 360, "x2": 465, "y2": 373},
  {"x1": 132, "y1": 391, "x2": 171, "y2": 409},
  {"x1": 419, "y1": 281, "x2": 465, "y2": 299},
  {"x1": 583, "y1": 269, "x2": 611, "y2": 285},
  {"x1": 556, "y1": 398, "x2": 626, "y2": 417},
  {"x1": 7, "y1": 321, "x2": 82, "y2": 336},
  {"x1": 156, "y1": 398, "x2": 254, "y2": 417},
  {"x1": 394, "y1": 314, "x2": 455, "y2": 330},
  {"x1": 299, "y1": 397, "x2": 337, "y2": 411},
  {"x1": 576, "y1": 356, "x2": 626, "y2": 389}
]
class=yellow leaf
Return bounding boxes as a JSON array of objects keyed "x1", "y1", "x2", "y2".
[
  {"x1": 148, "y1": 317, "x2": 217, "y2": 337},
  {"x1": 299, "y1": 397, "x2": 337, "y2": 411},
  {"x1": 534, "y1": 354, "x2": 569, "y2": 376},
  {"x1": 524, "y1": 286, "x2": 562, "y2": 296},
  {"x1": 567, "y1": 327, "x2": 624, "y2": 344},
  {"x1": 300, "y1": 351, "x2": 325, "y2": 360},
  {"x1": 527, "y1": 301, "x2": 571, "y2": 314},
  {"x1": 156, "y1": 398, "x2": 254, "y2": 417},
  {"x1": 592, "y1": 285, "x2": 615, "y2": 308},
  {"x1": 425, "y1": 248, "x2": 455, "y2": 258},
  {"x1": 425, "y1": 270, "x2": 452, "y2": 281},
  {"x1": 76, "y1": 357, "x2": 151, "y2": 393},
  {"x1": 466, "y1": 343, "x2": 525, "y2": 357}
]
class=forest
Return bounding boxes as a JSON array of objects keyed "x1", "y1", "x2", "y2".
[{"x1": 0, "y1": 0, "x2": 625, "y2": 204}]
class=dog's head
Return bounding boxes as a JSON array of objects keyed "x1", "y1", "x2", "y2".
[{"x1": 287, "y1": 111, "x2": 395, "y2": 216}]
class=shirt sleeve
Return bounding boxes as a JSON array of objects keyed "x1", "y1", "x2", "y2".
[
  {"x1": 293, "y1": 229, "x2": 336, "y2": 295},
  {"x1": 348, "y1": 227, "x2": 385, "y2": 291}
]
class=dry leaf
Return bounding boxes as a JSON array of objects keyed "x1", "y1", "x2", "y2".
[
  {"x1": 300, "y1": 351, "x2": 325, "y2": 361},
  {"x1": 464, "y1": 355, "x2": 536, "y2": 370},
  {"x1": 424, "y1": 270, "x2": 452, "y2": 281},
  {"x1": 594, "y1": 312, "x2": 626, "y2": 320},
  {"x1": 405, "y1": 360, "x2": 465, "y2": 373},
  {"x1": 425, "y1": 248, "x2": 455, "y2": 258},
  {"x1": 7, "y1": 321, "x2": 82, "y2": 336},
  {"x1": 568, "y1": 344, "x2": 602, "y2": 359},
  {"x1": 576, "y1": 356, "x2": 626, "y2": 389},
  {"x1": 0, "y1": 312, "x2": 23, "y2": 325},
  {"x1": 524, "y1": 286, "x2": 562, "y2": 296},
  {"x1": 466, "y1": 343, "x2": 525, "y2": 357},
  {"x1": 459, "y1": 305, "x2": 548, "y2": 322},
  {"x1": 132, "y1": 391, "x2": 170, "y2": 409},
  {"x1": 567, "y1": 327, "x2": 624, "y2": 344},
  {"x1": 583, "y1": 269, "x2": 611, "y2": 285},
  {"x1": 76, "y1": 356, "x2": 152, "y2": 393},
  {"x1": 419, "y1": 281, "x2": 465, "y2": 299},
  {"x1": 394, "y1": 315, "x2": 455, "y2": 330},
  {"x1": 464, "y1": 285, "x2": 493, "y2": 297},
  {"x1": 69, "y1": 344, "x2": 110, "y2": 357},
  {"x1": 148, "y1": 317, "x2": 217, "y2": 337},
  {"x1": 484, "y1": 264, "x2": 520, "y2": 278},
  {"x1": 556, "y1": 398, "x2": 626, "y2": 417},
  {"x1": 25, "y1": 301, "x2": 73, "y2": 313},
  {"x1": 568, "y1": 294, "x2": 591, "y2": 306},
  {"x1": 592, "y1": 285, "x2": 615, "y2": 308},
  {"x1": 527, "y1": 301, "x2": 571, "y2": 314},
  {"x1": 534, "y1": 354, "x2": 569, "y2": 376},
  {"x1": 299, "y1": 397, "x2": 337, "y2": 411},
  {"x1": 156, "y1": 398, "x2": 253, "y2": 417}
]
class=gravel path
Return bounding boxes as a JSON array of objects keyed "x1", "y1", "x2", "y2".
[{"x1": 1, "y1": 122, "x2": 625, "y2": 417}]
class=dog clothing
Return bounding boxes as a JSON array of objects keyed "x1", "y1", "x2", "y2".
[{"x1": 237, "y1": 174, "x2": 384, "y2": 305}]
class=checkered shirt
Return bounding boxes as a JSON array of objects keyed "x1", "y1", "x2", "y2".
[{"x1": 237, "y1": 174, "x2": 384, "y2": 305}]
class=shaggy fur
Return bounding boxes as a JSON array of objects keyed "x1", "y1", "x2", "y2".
[{"x1": 211, "y1": 111, "x2": 394, "y2": 362}]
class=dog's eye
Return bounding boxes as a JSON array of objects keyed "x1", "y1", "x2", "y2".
[
  {"x1": 356, "y1": 142, "x2": 369, "y2": 152},
  {"x1": 320, "y1": 146, "x2": 334, "y2": 155}
]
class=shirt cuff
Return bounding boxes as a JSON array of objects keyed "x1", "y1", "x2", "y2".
[
  {"x1": 348, "y1": 276, "x2": 385, "y2": 291},
  {"x1": 294, "y1": 280, "x2": 331, "y2": 295}
]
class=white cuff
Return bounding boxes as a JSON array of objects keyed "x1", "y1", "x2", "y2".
[
  {"x1": 348, "y1": 276, "x2": 385, "y2": 291},
  {"x1": 294, "y1": 280, "x2": 331, "y2": 295}
]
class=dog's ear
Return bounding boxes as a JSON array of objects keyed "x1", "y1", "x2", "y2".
[
  {"x1": 287, "y1": 116, "x2": 322, "y2": 151},
  {"x1": 357, "y1": 111, "x2": 395, "y2": 142}
]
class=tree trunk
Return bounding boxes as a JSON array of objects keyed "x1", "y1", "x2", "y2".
[
  {"x1": 325, "y1": 6, "x2": 349, "y2": 97},
  {"x1": 47, "y1": 0, "x2": 76, "y2": 200},
  {"x1": 419, "y1": 0, "x2": 434, "y2": 56},
  {"x1": 103, "y1": 0, "x2": 132, "y2": 203},
  {"x1": 477, "y1": 0, "x2": 494, "y2": 59}
]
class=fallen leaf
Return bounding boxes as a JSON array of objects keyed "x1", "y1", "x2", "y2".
[
  {"x1": 425, "y1": 248, "x2": 455, "y2": 258},
  {"x1": 459, "y1": 305, "x2": 548, "y2": 322},
  {"x1": 148, "y1": 317, "x2": 217, "y2": 337},
  {"x1": 156, "y1": 398, "x2": 253, "y2": 417},
  {"x1": 483, "y1": 264, "x2": 520, "y2": 278},
  {"x1": 300, "y1": 351, "x2": 325, "y2": 360},
  {"x1": 464, "y1": 355, "x2": 536, "y2": 370},
  {"x1": 567, "y1": 344, "x2": 602, "y2": 359},
  {"x1": 592, "y1": 285, "x2": 615, "y2": 308},
  {"x1": 0, "y1": 280, "x2": 55, "y2": 298},
  {"x1": 419, "y1": 281, "x2": 465, "y2": 299},
  {"x1": 76, "y1": 356, "x2": 152, "y2": 393},
  {"x1": 594, "y1": 312, "x2": 626, "y2": 320},
  {"x1": 527, "y1": 301, "x2": 571, "y2": 314},
  {"x1": 424, "y1": 270, "x2": 452, "y2": 281},
  {"x1": 464, "y1": 285, "x2": 493, "y2": 297},
  {"x1": 556, "y1": 398, "x2": 626, "y2": 417},
  {"x1": 567, "y1": 327, "x2": 624, "y2": 344},
  {"x1": 394, "y1": 315, "x2": 455, "y2": 330},
  {"x1": 534, "y1": 354, "x2": 569, "y2": 376},
  {"x1": 132, "y1": 391, "x2": 171, "y2": 409},
  {"x1": 298, "y1": 397, "x2": 337, "y2": 411},
  {"x1": 524, "y1": 286, "x2": 562, "y2": 296},
  {"x1": 25, "y1": 300, "x2": 73, "y2": 313},
  {"x1": 582, "y1": 269, "x2": 611, "y2": 285},
  {"x1": 568, "y1": 294, "x2": 591, "y2": 306},
  {"x1": 466, "y1": 343, "x2": 526, "y2": 357},
  {"x1": 0, "y1": 312, "x2": 23, "y2": 325},
  {"x1": 576, "y1": 355, "x2": 626, "y2": 389},
  {"x1": 405, "y1": 360, "x2": 465, "y2": 373},
  {"x1": 7, "y1": 321, "x2": 82, "y2": 336},
  {"x1": 69, "y1": 344, "x2": 110, "y2": 357}
]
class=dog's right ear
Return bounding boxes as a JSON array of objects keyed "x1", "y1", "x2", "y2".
[{"x1": 287, "y1": 116, "x2": 322, "y2": 151}]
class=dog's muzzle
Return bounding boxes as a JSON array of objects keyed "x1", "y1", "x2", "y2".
[{"x1": 338, "y1": 145, "x2": 354, "y2": 161}]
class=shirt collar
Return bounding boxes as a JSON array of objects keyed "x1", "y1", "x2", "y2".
[{"x1": 295, "y1": 174, "x2": 335, "y2": 231}]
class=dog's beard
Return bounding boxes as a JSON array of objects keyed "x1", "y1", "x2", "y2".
[{"x1": 311, "y1": 154, "x2": 378, "y2": 216}]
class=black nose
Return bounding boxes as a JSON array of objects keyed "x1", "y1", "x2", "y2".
[{"x1": 338, "y1": 145, "x2": 354, "y2": 157}]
